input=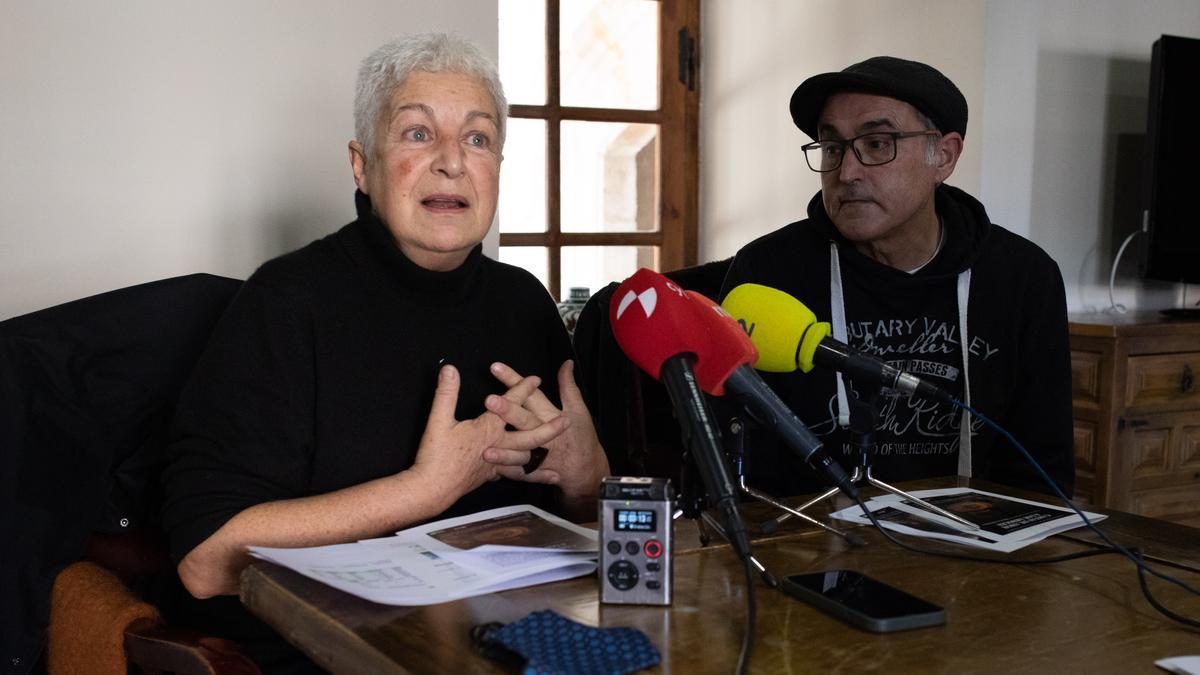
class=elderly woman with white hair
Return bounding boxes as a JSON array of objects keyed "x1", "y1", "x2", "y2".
[{"x1": 160, "y1": 33, "x2": 608, "y2": 666}]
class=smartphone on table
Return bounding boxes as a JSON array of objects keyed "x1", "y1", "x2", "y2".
[{"x1": 780, "y1": 569, "x2": 946, "y2": 633}]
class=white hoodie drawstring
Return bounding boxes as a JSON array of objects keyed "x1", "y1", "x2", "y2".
[{"x1": 955, "y1": 270, "x2": 973, "y2": 477}]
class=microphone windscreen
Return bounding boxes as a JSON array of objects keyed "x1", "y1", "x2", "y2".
[
  {"x1": 721, "y1": 283, "x2": 831, "y2": 373},
  {"x1": 610, "y1": 268, "x2": 756, "y2": 396},
  {"x1": 611, "y1": 268, "x2": 695, "y2": 383},
  {"x1": 683, "y1": 290, "x2": 758, "y2": 395}
]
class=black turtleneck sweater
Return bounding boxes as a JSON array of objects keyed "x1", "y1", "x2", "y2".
[{"x1": 162, "y1": 192, "x2": 571, "y2": 566}]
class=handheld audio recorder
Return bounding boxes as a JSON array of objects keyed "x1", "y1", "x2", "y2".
[{"x1": 599, "y1": 476, "x2": 673, "y2": 605}]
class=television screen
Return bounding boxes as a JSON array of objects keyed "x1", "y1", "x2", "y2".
[{"x1": 1141, "y1": 35, "x2": 1200, "y2": 284}]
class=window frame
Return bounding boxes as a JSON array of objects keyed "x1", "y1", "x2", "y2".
[{"x1": 499, "y1": 0, "x2": 701, "y2": 300}]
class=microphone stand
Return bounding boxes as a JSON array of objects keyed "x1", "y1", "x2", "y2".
[
  {"x1": 674, "y1": 450, "x2": 712, "y2": 547},
  {"x1": 670, "y1": 418, "x2": 785, "y2": 587},
  {"x1": 763, "y1": 378, "x2": 980, "y2": 532},
  {"x1": 725, "y1": 416, "x2": 862, "y2": 545}
]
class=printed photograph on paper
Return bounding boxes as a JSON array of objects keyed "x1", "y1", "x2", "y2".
[
  {"x1": 428, "y1": 510, "x2": 597, "y2": 551},
  {"x1": 900, "y1": 492, "x2": 1068, "y2": 536},
  {"x1": 869, "y1": 505, "x2": 996, "y2": 544}
]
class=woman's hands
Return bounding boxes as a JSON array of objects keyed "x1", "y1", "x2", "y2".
[
  {"x1": 481, "y1": 360, "x2": 610, "y2": 518},
  {"x1": 178, "y1": 362, "x2": 605, "y2": 599},
  {"x1": 409, "y1": 364, "x2": 571, "y2": 512}
]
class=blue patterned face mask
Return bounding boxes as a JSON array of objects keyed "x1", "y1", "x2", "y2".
[{"x1": 471, "y1": 610, "x2": 661, "y2": 675}]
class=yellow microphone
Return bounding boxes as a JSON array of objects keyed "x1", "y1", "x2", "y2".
[
  {"x1": 720, "y1": 283, "x2": 831, "y2": 374},
  {"x1": 721, "y1": 283, "x2": 954, "y2": 403}
]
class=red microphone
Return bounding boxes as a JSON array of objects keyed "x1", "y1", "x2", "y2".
[{"x1": 610, "y1": 268, "x2": 755, "y2": 396}]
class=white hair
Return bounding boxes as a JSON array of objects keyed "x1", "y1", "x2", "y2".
[
  {"x1": 354, "y1": 33, "x2": 507, "y2": 158},
  {"x1": 916, "y1": 110, "x2": 941, "y2": 165}
]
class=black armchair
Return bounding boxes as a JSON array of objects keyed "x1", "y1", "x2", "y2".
[{"x1": 1, "y1": 274, "x2": 259, "y2": 675}]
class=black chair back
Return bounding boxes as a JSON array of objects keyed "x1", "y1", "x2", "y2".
[{"x1": 1, "y1": 274, "x2": 241, "y2": 671}]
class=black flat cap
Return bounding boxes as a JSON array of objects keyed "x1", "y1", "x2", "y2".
[{"x1": 789, "y1": 56, "x2": 967, "y2": 141}]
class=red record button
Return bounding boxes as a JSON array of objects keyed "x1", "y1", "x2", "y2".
[{"x1": 644, "y1": 540, "x2": 663, "y2": 558}]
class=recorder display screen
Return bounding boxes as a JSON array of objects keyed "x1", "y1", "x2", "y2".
[{"x1": 614, "y1": 509, "x2": 657, "y2": 532}]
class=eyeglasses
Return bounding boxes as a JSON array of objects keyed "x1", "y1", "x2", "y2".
[{"x1": 801, "y1": 131, "x2": 941, "y2": 172}]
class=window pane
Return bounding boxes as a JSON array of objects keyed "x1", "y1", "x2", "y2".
[
  {"x1": 499, "y1": 0, "x2": 546, "y2": 105},
  {"x1": 561, "y1": 121, "x2": 659, "y2": 233},
  {"x1": 561, "y1": 246, "x2": 657, "y2": 299},
  {"x1": 499, "y1": 118, "x2": 547, "y2": 233},
  {"x1": 560, "y1": 0, "x2": 659, "y2": 110},
  {"x1": 499, "y1": 246, "x2": 549, "y2": 290}
]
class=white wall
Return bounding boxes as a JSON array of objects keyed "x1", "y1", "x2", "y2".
[
  {"x1": 981, "y1": 0, "x2": 1200, "y2": 312},
  {"x1": 700, "y1": 0, "x2": 986, "y2": 263},
  {"x1": 700, "y1": 0, "x2": 1199, "y2": 314},
  {"x1": 9, "y1": 2, "x2": 1196, "y2": 318},
  {"x1": 0, "y1": 1, "x2": 498, "y2": 320}
]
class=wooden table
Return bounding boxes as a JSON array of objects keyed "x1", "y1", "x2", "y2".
[{"x1": 241, "y1": 478, "x2": 1200, "y2": 674}]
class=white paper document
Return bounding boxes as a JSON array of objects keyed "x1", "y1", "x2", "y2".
[
  {"x1": 249, "y1": 504, "x2": 599, "y2": 605},
  {"x1": 829, "y1": 488, "x2": 1106, "y2": 552},
  {"x1": 1157, "y1": 655, "x2": 1200, "y2": 675}
]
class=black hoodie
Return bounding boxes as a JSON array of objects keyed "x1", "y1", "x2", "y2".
[{"x1": 719, "y1": 184, "x2": 1074, "y2": 498}]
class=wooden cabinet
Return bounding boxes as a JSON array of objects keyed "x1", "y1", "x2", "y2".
[{"x1": 1069, "y1": 313, "x2": 1200, "y2": 526}]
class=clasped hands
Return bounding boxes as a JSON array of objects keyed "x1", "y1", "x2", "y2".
[{"x1": 411, "y1": 359, "x2": 609, "y2": 512}]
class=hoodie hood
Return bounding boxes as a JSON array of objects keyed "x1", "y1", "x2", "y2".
[{"x1": 807, "y1": 183, "x2": 992, "y2": 280}]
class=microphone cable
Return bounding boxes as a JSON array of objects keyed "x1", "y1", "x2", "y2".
[
  {"x1": 736, "y1": 553, "x2": 757, "y2": 675},
  {"x1": 697, "y1": 507, "x2": 758, "y2": 675},
  {"x1": 1106, "y1": 228, "x2": 1144, "y2": 314},
  {"x1": 851, "y1": 400, "x2": 1200, "y2": 629}
]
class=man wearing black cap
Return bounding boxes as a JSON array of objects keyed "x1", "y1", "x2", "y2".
[{"x1": 718, "y1": 57, "x2": 1074, "y2": 498}]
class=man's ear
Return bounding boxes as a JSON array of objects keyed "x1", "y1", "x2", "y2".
[
  {"x1": 348, "y1": 140, "x2": 370, "y2": 194},
  {"x1": 934, "y1": 132, "x2": 963, "y2": 184}
]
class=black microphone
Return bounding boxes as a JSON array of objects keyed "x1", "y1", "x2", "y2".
[
  {"x1": 722, "y1": 366, "x2": 857, "y2": 500},
  {"x1": 722, "y1": 283, "x2": 955, "y2": 404},
  {"x1": 610, "y1": 269, "x2": 752, "y2": 560},
  {"x1": 658, "y1": 357, "x2": 750, "y2": 548},
  {"x1": 813, "y1": 339, "x2": 954, "y2": 404}
]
